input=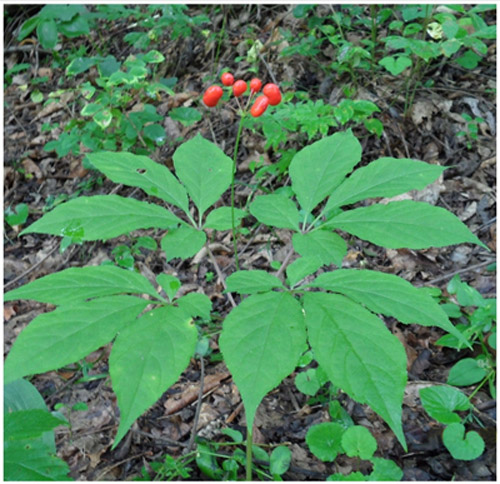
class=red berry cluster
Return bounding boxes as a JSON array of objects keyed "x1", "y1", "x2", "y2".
[{"x1": 202, "y1": 71, "x2": 282, "y2": 117}]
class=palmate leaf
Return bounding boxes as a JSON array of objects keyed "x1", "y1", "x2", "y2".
[
  {"x1": 4, "y1": 265, "x2": 160, "y2": 305},
  {"x1": 324, "y1": 157, "x2": 445, "y2": 211},
  {"x1": 326, "y1": 200, "x2": 487, "y2": 249},
  {"x1": 109, "y1": 306, "x2": 197, "y2": 446},
  {"x1": 4, "y1": 296, "x2": 149, "y2": 384},
  {"x1": 303, "y1": 292, "x2": 407, "y2": 449},
  {"x1": 289, "y1": 131, "x2": 362, "y2": 216},
  {"x1": 21, "y1": 195, "x2": 184, "y2": 241},
  {"x1": 87, "y1": 151, "x2": 190, "y2": 214},
  {"x1": 292, "y1": 230, "x2": 347, "y2": 267},
  {"x1": 309, "y1": 269, "x2": 469, "y2": 346},
  {"x1": 173, "y1": 134, "x2": 233, "y2": 219},
  {"x1": 219, "y1": 292, "x2": 306, "y2": 430}
]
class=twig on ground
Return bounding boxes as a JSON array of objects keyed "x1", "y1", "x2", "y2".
[
  {"x1": 419, "y1": 259, "x2": 495, "y2": 286},
  {"x1": 276, "y1": 245, "x2": 295, "y2": 282},
  {"x1": 186, "y1": 356, "x2": 205, "y2": 454},
  {"x1": 206, "y1": 244, "x2": 237, "y2": 308}
]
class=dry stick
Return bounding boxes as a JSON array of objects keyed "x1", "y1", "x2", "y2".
[
  {"x1": 418, "y1": 259, "x2": 495, "y2": 287},
  {"x1": 258, "y1": 51, "x2": 278, "y2": 85},
  {"x1": 186, "y1": 356, "x2": 205, "y2": 454},
  {"x1": 206, "y1": 244, "x2": 237, "y2": 308},
  {"x1": 94, "y1": 451, "x2": 151, "y2": 481},
  {"x1": 275, "y1": 245, "x2": 296, "y2": 282},
  {"x1": 134, "y1": 429, "x2": 188, "y2": 447}
]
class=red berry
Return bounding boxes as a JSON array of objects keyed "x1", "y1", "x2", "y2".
[
  {"x1": 250, "y1": 78, "x2": 262, "y2": 93},
  {"x1": 250, "y1": 95, "x2": 269, "y2": 117},
  {"x1": 232, "y1": 80, "x2": 247, "y2": 97},
  {"x1": 221, "y1": 72, "x2": 234, "y2": 86},
  {"x1": 262, "y1": 83, "x2": 282, "y2": 106},
  {"x1": 203, "y1": 85, "x2": 223, "y2": 107}
]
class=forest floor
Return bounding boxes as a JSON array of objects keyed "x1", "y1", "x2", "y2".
[{"x1": 3, "y1": 5, "x2": 496, "y2": 481}]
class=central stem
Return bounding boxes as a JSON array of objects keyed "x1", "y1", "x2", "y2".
[
  {"x1": 231, "y1": 113, "x2": 246, "y2": 270},
  {"x1": 246, "y1": 428, "x2": 253, "y2": 480}
]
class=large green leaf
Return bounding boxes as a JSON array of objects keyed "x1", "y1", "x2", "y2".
[
  {"x1": 21, "y1": 195, "x2": 183, "y2": 241},
  {"x1": 226, "y1": 270, "x2": 284, "y2": 294},
  {"x1": 292, "y1": 230, "x2": 347, "y2": 267},
  {"x1": 161, "y1": 226, "x2": 206, "y2": 261},
  {"x1": 4, "y1": 265, "x2": 160, "y2": 305},
  {"x1": 87, "y1": 152, "x2": 190, "y2": 214},
  {"x1": 326, "y1": 201, "x2": 487, "y2": 249},
  {"x1": 219, "y1": 292, "x2": 306, "y2": 430},
  {"x1": 37, "y1": 18, "x2": 58, "y2": 49},
  {"x1": 286, "y1": 256, "x2": 323, "y2": 287},
  {"x1": 173, "y1": 134, "x2": 233, "y2": 218},
  {"x1": 324, "y1": 158, "x2": 445, "y2": 211},
  {"x1": 419, "y1": 386, "x2": 471, "y2": 424},
  {"x1": 309, "y1": 269, "x2": 468, "y2": 345},
  {"x1": 289, "y1": 131, "x2": 362, "y2": 216},
  {"x1": 109, "y1": 306, "x2": 197, "y2": 446},
  {"x1": 5, "y1": 410, "x2": 68, "y2": 441},
  {"x1": 4, "y1": 296, "x2": 149, "y2": 384},
  {"x1": 203, "y1": 206, "x2": 247, "y2": 230},
  {"x1": 249, "y1": 194, "x2": 301, "y2": 231},
  {"x1": 303, "y1": 292, "x2": 407, "y2": 449}
]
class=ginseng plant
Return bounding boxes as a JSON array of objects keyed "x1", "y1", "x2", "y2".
[{"x1": 5, "y1": 70, "x2": 487, "y2": 480}]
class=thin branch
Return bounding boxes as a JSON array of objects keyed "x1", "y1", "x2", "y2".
[
  {"x1": 186, "y1": 356, "x2": 205, "y2": 454},
  {"x1": 418, "y1": 259, "x2": 495, "y2": 287},
  {"x1": 206, "y1": 244, "x2": 237, "y2": 308}
]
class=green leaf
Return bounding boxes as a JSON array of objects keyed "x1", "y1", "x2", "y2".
[
  {"x1": 156, "y1": 274, "x2": 181, "y2": 301},
  {"x1": 328, "y1": 471, "x2": 366, "y2": 481},
  {"x1": 93, "y1": 109, "x2": 112, "y2": 129},
  {"x1": 442, "y1": 423, "x2": 485, "y2": 460},
  {"x1": 219, "y1": 292, "x2": 306, "y2": 430},
  {"x1": 292, "y1": 231, "x2": 347, "y2": 267},
  {"x1": 4, "y1": 296, "x2": 149, "y2": 384},
  {"x1": 143, "y1": 49, "x2": 165, "y2": 63},
  {"x1": 324, "y1": 158, "x2": 445, "y2": 211},
  {"x1": 304, "y1": 293, "x2": 407, "y2": 449},
  {"x1": 203, "y1": 206, "x2": 246, "y2": 230},
  {"x1": 81, "y1": 102, "x2": 102, "y2": 116},
  {"x1": 447, "y1": 358, "x2": 488, "y2": 386},
  {"x1": 270, "y1": 446, "x2": 292, "y2": 476},
  {"x1": 5, "y1": 265, "x2": 160, "y2": 305},
  {"x1": 305, "y1": 422, "x2": 344, "y2": 462},
  {"x1": 289, "y1": 131, "x2": 362, "y2": 216},
  {"x1": 378, "y1": 55, "x2": 412, "y2": 75},
  {"x1": 4, "y1": 440, "x2": 71, "y2": 481},
  {"x1": 5, "y1": 410, "x2": 68, "y2": 441},
  {"x1": 249, "y1": 194, "x2": 301, "y2": 231},
  {"x1": 66, "y1": 57, "x2": 96, "y2": 76},
  {"x1": 170, "y1": 107, "x2": 202, "y2": 126},
  {"x1": 143, "y1": 124, "x2": 166, "y2": 145},
  {"x1": 295, "y1": 368, "x2": 322, "y2": 396},
  {"x1": 309, "y1": 269, "x2": 468, "y2": 346},
  {"x1": 286, "y1": 256, "x2": 323, "y2": 287},
  {"x1": 109, "y1": 306, "x2": 197, "y2": 446},
  {"x1": 341, "y1": 426, "x2": 377, "y2": 459},
  {"x1": 173, "y1": 134, "x2": 233, "y2": 219},
  {"x1": 5, "y1": 203, "x2": 29, "y2": 227},
  {"x1": 368, "y1": 457, "x2": 403, "y2": 481},
  {"x1": 419, "y1": 386, "x2": 471, "y2": 424},
  {"x1": 37, "y1": 18, "x2": 58, "y2": 49},
  {"x1": 18, "y1": 16, "x2": 41, "y2": 41},
  {"x1": 176, "y1": 293, "x2": 212, "y2": 320},
  {"x1": 161, "y1": 226, "x2": 206, "y2": 261},
  {"x1": 21, "y1": 195, "x2": 183, "y2": 241},
  {"x1": 225, "y1": 270, "x2": 284, "y2": 294},
  {"x1": 87, "y1": 152, "x2": 189, "y2": 213},
  {"x1": 326, "y1": 201, "x2": 487, "y2": 249}
]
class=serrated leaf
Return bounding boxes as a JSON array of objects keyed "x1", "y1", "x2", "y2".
[
  {"x1": 306, "y1": 422, "x2": 344, "y2": 462},
  {"x1": 326, "y1": 201, "x2": 487, "y2": 249},
  {"x1": 249, "y1": 194, "x2": 301, "y2": 231},
  {"x1": 4, "y1": 296, "x2": 149, "y2": 384},
  {"x1": 293, "y1": 231, "x2": 347, "y2": 267},
  {"x1": 170, "y1": 107, "x2": 202, "y2": 126},
  {"x1": 219, "y1": 292, "x2": 306, "y2": 430},
  {"x1": 5, "y1": 265, "x2": 160, "y2": 304},
  {"x1": 87, "y1": 152, "x2": 189, "y2": 214},
  {"x1": 309, "y1": 269, "x2": 469, "y2": 346},
  {"x1": 109, "y1": 306, "x2": 197, "y2": 446},
  {"x1": 226, "y1": 270, "x2": 284, "y2": 294},
  {"x1": 5, "y1": 410, "x2": 68, "y2": 441},
  {"x1": 21, "y1": 195, "x2": 183, "y2": 241},
  {"x1": 442, "y1": 423, "x2": 485, "y2": 460},
  {"x1": 173, "y1": 134, "x2": 232, "y2": 218},
  {"x1": 324, "y1": 158, "x2": 445, "y2": 211},
  {"x1": 289, "y1": 131, "x2": 362, "y2": 216},
  {"x1": 341, "y1": 426, "x2": 377, "y2": 459},
  {"x1": 378, "y1": 55, "x2": 412, "y2": 75},
  {"x1": 66, "y1": 57, "x2": 96, "y2": 76},
  {"x1": 176, "y1": 293, "x2": 212, "y2": 320},
  {"x1": 327, "y1": 471, "x2": 366, "y2": 481},
  {"x1": 286, "y1": 256, "x2": 323, "y2": 287},
  {"x1": 161, "y1": 226, "x2": 206, "y2": 261},
  {"x1": 304, "y1": 292, "x2": 407, "y2": 449},
  {"x1": 419, "y1": 386, "x2": 471, "y2": 424},
  {"x1": 203, "y1": 206, "x2": 246, "y2": 230},
  {"x1": 156, "y1": 274, "x2": 181, "y2": 301}
]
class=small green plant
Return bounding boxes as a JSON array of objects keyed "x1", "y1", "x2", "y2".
[
  {"x1": 5, "y1": 203, "x2": 29, "y2": 228},
  {"x1": 456, "y1": 113, "x2": 484, "y2": 149}
]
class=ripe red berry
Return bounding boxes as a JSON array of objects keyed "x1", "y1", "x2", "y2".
[
  {"x1": 250, "y1": 95, "x2": 269, "y2": 117},
  {"x1": 250, "y1": 78, "x2": 262, "y2": 93},
  {"x1": 262, "y1": 83, "x2": 282, "y2": 106},
  {"x1": 203, "y1": 85, "x2": 223, "y2": 107},
  {"x1": 232, "y1": 80, "x2": 247, "y2": 97},
  {"x1": 221, "y1": 72, "x2": 234, "y2": 86}
]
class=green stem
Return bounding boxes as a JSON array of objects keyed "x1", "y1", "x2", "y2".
[
  {"x1": 370, "y1": 4, "x2": 377, "y2": 73},
  {"x1": 468, "y1": 370, "x2": 495, "y2": 401},
  {"x1": 246, "y1": 428, "x2": 253, "y2": 481},
  {"x1": 231, "y1": 114, "x2": 246, "y2": 270}
]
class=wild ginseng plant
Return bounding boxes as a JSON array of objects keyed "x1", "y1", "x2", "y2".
[{"x1": 5, "y1": 73, "x2": 486, "y2": 480}]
